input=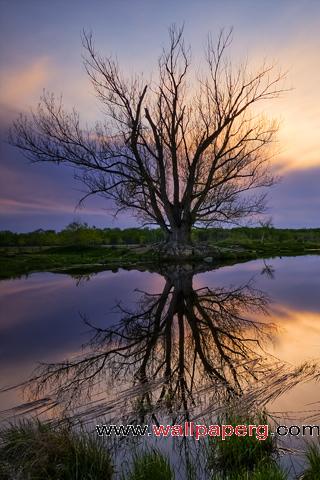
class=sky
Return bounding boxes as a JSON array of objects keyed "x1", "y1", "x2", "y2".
[{"x1": 0, "y1": 0, "x2": 320, "y2": 231}]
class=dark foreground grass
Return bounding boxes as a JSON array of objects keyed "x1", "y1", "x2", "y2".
[
  {"x1": 302, "y1": 440, "x2": 320, "y2": 479},
  {"x1": 2, "y1": 420, "x2": 319, "y2": 479},
  {"x1": 124, "y1": 449, "x2": 175, "y2": 480},
  {"x1": 0, "y1": 420, "x2": 113, "y2": 480},
  {"x1": 207, "y1": 410, "x2": 286, "y2": 479}
]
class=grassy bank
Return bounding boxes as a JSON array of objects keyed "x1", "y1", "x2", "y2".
[
  {"x1": 0, "y1": 245, "x2": 155, "y2": 280},
  {"x1": 0, "y1": 239, "x2": 319, "y2": 280},
  {"x1": 2, "y1": 224, "x2": 320, "y2": 279}
]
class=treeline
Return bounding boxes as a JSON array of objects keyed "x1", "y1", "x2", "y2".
[
  {"x1": 1, "y1": 221, "x2": 320, "y2": 247},
  {"x1": 0, "y1": 222, "x2": 164, "y2": 247},
  {"x1": 0, "y1": 222, "x2": 320, "y2": 246}
]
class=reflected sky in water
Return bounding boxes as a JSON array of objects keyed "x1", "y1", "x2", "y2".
[{"x1": 1, "y1": 255, "x2": 320, "y2": 417}]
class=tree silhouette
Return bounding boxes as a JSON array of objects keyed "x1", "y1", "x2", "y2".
[
  {"x1": 10, "y1": 26, "x2": 285, "y2": 254},
  {"x1": 27, "y1": 264, "x2": 277, "y2": 424},
  {"x1": 3, "y1": 264, "x2": 318, "y2": 427}
]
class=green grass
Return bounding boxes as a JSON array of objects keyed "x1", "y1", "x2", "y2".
[
  {"x1": 0, "y1": 420, "x2": 114, "y2": 480},
  {"x1": 1, "y1": 239, "x2": 316, "y2": 280},
  {"x1": 207, "y1": 410, "x2": 277, "y2": 477},
  {"x1": 216, "y1": 237, "x2": 312, "y2": 256},
  {"x1": 2, "y1": 419, "x2": 318, "y2": 479},
  {"x1": 124, "y1": 449, "x2": 175, "y2": 480},
  {"x1": 301, "y1": 441, "x2": 320, "y2": 479},
  {"x1": 0, "y1": 244, "x2": 248, "y2": 280},
  {"x1": 212, "y1": 463, "x2": 288, "y2": 479},
  {"x1": 248, "y1": 463, "x2": 288, "y2": 479}
]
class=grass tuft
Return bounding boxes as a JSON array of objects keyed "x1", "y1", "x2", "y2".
[
  {"x1": 125, "y1": 448, "x2": 175, "y2": 480},
  {"x1": 301, "y1": 441, "x2": 320, "y2": 479},
  {"x1": 212, "y1": 462, "x2": 288, "y2": 479},
  {"x1": 0, "y1": 420, "x2": 113, "y2": 480},
  {"x1": 207, "y1": 410, "x2": 277, "y2": 477}
]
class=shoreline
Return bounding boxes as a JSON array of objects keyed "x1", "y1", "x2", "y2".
[{"x1": 1, "y1": 243, "x2": 320, "y2": 280}]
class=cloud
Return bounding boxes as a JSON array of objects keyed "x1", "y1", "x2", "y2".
[
  {"x1": 266, "y1": 305, "x2": 320, "y2": 365},
  {"x1": 0, "y1": 55, "x2": 98, "y2": 128},
  {"x1": 0, "y1": 58, "x2": 51, "y2": 112},
  {"x1": 268, "y1": 166, "x2": 320, "y2": 227},
  {"x1": 253, "y1": 37, "x2": 320, "y2": 173},
  {"x1": 0, "y1": 197, "x2": 109, "y2": 216},
  {"x1": 0, "y1": 160, "x2": 112, "y2": 221}
]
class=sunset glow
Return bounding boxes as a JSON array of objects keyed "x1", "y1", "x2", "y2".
[{"x1": 1, "y1": 0, "x2": 320, "y2": 230}]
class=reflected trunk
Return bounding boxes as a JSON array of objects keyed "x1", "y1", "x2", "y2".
[{"x1": 22, "y1": 262, "x2": 283, "y2": 425}]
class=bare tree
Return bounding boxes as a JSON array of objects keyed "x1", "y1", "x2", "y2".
[
  {"x1": 258, "y1": 216, "x2": 274, "y2": 243},
  {"x1": 10, "y1": 26, "x2": 285, "y2": 254},
  {"x1": 24, "y1": 265, "x2": 274, "y2": 424}
]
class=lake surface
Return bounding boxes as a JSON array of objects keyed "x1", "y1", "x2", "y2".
[{"x1": 1, "y1": 255, "x2": 320, "y2": 477}]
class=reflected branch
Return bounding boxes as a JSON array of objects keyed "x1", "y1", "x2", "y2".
[
  {"x1": 25, "y1": 265, "x2": 276, "y2": 422},
  {"x1": 3, "y1": 264, "x2": 319, "y2": 427}
]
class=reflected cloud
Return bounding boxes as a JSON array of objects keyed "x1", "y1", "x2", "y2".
[
  {"x1": 267, "y1": 305, "x2": 320, "y2": 365},
  {"x1": 6, "y1": 263, "x2": 316, "y2": 426}
]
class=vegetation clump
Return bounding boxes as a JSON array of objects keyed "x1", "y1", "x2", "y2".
[
  {"x1": 0, "y1": 420, "x2": 114, "y2": 480},
  {"x1": 1, "y1": 419, "x2": 319, "y2": 479},
  {"x1": 124, "y1": 449, "x2": 175, "y2": 480},
  {"x1": 207, "y1": 410, "x2": 281, "y2": 477},
  {"x1": 2, "y1": 224, "x2": 320, "y2": 279},
  {"x1": 302, "y1": 440, "x2": 320, "y2": 479}
]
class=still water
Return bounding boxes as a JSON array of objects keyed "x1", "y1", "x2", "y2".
[{"x1": 1, "y1": 255, "x2": 320, "y2": 477}]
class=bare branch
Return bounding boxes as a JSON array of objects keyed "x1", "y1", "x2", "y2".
[{"x1": 9, "y1": 25, "x2": 286, "y2": 249}]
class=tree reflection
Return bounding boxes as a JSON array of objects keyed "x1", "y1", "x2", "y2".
[{"x1": 28, "y1": 264, "x2": 280, "y2": 423}]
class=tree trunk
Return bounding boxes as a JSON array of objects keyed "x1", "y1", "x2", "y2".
[
  {"x1": 167, "y1": 223, "x2": 192, "y2": 246},
  {"x1": 159, "y1": 222, "x2": 194, "y2": 258}
]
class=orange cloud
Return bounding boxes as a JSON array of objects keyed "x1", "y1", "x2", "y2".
[
  {"x1": 263, "y1": 304, "x2": 320, "y2": 414},
  {"x1": 249, "y1": 38, "x2": 320, "y2": 173},
  {"x1": 0, "y1": 58, "x2": 51, "y2": 110},
  {"x1": 0, "y1": 56, "x2": 101, "y2": 126},
  {"x1": 258, "y1": 304, "x2": 320, "y2": 365}
]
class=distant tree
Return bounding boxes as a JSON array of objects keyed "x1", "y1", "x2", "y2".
[
  {"x1": 64, "y1": 221, "x2": 88, "y2": 231},
  {"x1": 10, "y1": 26, "x2": 285, "y2": 255},
  {"x1": 0, "y1": 231, "x2": 16, "y2": 246},
  {"x1": 258, "y1": 216, "x2": 274, "y2": 243}
]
